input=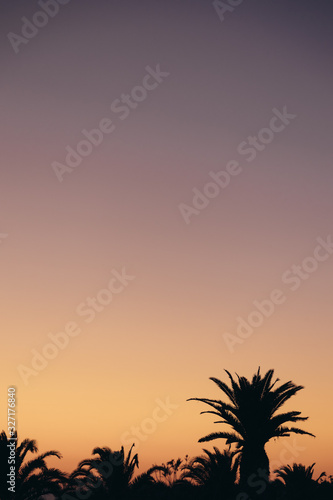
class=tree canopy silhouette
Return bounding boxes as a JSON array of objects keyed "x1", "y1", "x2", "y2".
[
  {"x1": 67, "y1": 443, "x2": 138, "y2": 499},
  {"x1": 188, "y1": 367, "x2": 315, "y2": 487},
  {"x1": 0, "y1": 431, "x2": 66, "y2": 500},
  {"x1": 181, "y1": 447, "x2": 238, "y2": 498}
]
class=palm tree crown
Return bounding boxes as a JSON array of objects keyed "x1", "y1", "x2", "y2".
[
  {"x1": 181, "y1": 447, "x2": 238, "y2": 493},
  {"x1": 0, "y1": 431, "x2": 66, "y2": 500},
  {"x1": 188, "y1": 368, "x2": 314, "y2": 484},
  {"x1": 68, "y1": 443, "x2": 139, "y2": 498}
]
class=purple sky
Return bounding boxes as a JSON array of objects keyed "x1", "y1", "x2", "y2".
[{"x1": 1, "y1": 0, "x2": 333, "y2": 476}]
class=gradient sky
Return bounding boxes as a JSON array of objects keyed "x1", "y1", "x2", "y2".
[{"x1": 1, "y1": 0, "x2": 333, "y2": 478}]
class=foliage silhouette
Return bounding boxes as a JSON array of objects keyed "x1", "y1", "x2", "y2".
[
  {"x1": 130, "y1": 457, "x2": 198, "y2": 500},
  {"x1": 0, "y1": 430, "x2": 66, "y2": 500},
  {"x1": 274, "y1": 462, "x2": 325, "y2": 500},
  {"x1": 181, "y1": 447, "x2": 238, "y2": 499},
  {"x1": 65, "y1": 443, "x2": 138, "y2": 499},
  {"x1": 1, "y1": 368, "x2": 332, "y2": 499},
  {"x1": 188, "y1": 367, "x2": 315, "y2": 488},
  {"x1": 147, "y1": 458, "x2": 183, "y2": 486}
]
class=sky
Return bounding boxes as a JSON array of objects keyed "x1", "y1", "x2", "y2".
[{"x1": 1, "y1": 0, "x2": 333, "y2": 478}]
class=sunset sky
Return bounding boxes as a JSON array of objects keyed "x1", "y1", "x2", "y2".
[{"x1": 1, "y1": 0, "x2": 332, "y2": 478}]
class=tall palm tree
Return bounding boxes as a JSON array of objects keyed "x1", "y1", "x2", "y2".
[
  {"x1": 188, "y1": 368, "x2": 314, "y2": 487},
  {"x1": 67, "y1": 444, "x2": 138, "y2": 499},
  {"x1": 0, "y1": 430, "x2": 67, "y2": 500}
]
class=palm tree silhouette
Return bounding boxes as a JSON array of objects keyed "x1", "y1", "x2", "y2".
[
  {"x1": 181, "y1": 447, "x2": 238, "y2": 498},
  {"x1": 188, "y1": 368, "x2": 315, "y2": 487},
  {"x1": 0, "y1": 430, "x2": 66, "y2": 500},
  {"x1": 274, "y1": 463, "x2": 325, "y2": 500},
  {"x1": 67, "y1": 443, "x2": 138, "y2": 499},
  {"x1": 147, "y1": 458, "x2": 183, "y2": 486},
  {"x1": 140, "y1": 457, "x2": 196, "y2": 499}
]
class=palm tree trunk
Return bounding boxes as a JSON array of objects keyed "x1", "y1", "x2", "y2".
[{"x1": 239, "y1": 445, "x2": 270, "y2": 492}]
